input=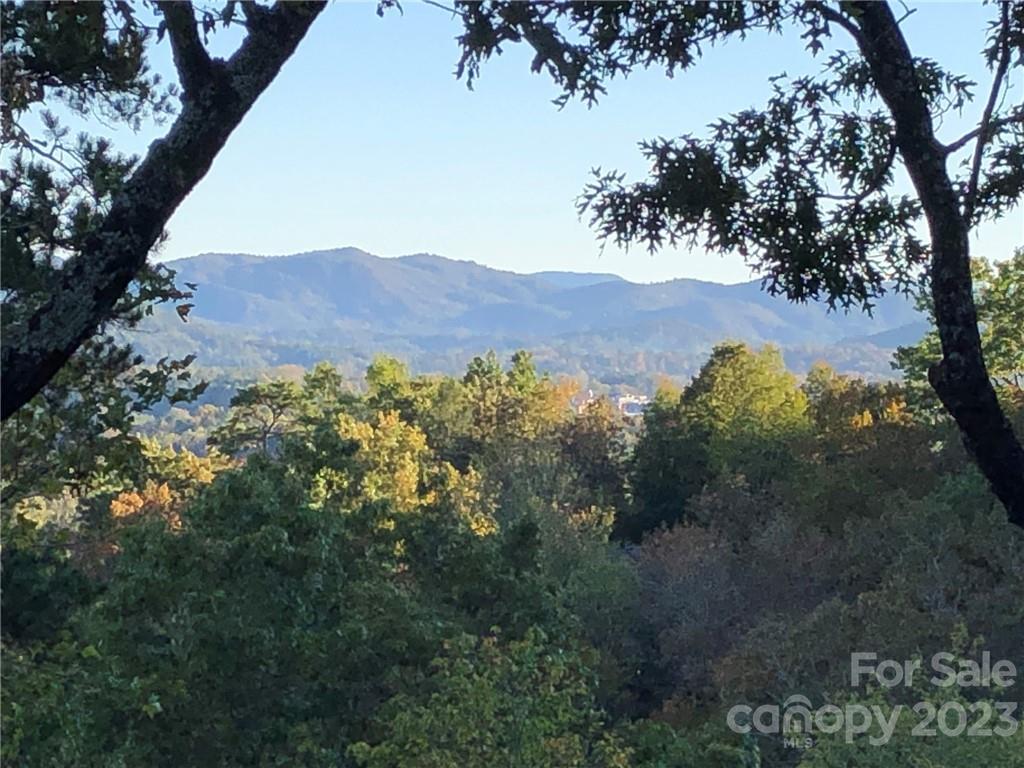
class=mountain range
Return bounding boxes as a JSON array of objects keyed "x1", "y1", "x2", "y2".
[{"x1": 133, "y1": 247, "x2": 929, "y2": 389}]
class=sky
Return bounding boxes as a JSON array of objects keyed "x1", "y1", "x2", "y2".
[{"x1": 121, "y1": 1, "x2": 1023, "y2": 284}]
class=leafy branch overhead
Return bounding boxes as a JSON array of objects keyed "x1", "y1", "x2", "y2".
[
  {"x1": 1, "y1": 0, "x2": 326, "y2": 421},
  {"x1": 452, "y1": 0, "x2": 1024, "y2": 526},
  {"x1": 461, "y1": 1, "x2": 1021, "y2": 308}
]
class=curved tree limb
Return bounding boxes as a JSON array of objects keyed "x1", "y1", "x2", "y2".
[
  {"x1": 963, "y1": 0, "x2": 1013, "y2": 223},
  {"x1": 157, "y1": 1, "x2": 214, "y2": 96},
  {"x1": 849, "y1": 0, "x2": 1024, "y2": 527},
  {"x1": 1, "y1": 1, "x2": 326, "y2": 421},
  {"x1": 811, "y1": 1, "x2": 866, "y2": 45},
  {"x1": 943, "y1": 107, "x2": 1024, "y2": 157}
]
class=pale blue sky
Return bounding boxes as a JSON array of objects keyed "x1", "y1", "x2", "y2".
[{"x1": 131, "y1": 1, "x2": 1023, "y2": 283}]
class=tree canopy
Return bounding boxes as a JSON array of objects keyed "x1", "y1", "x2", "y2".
[
  {"x1": 5, "y1": 346, "x2": 1022, "y2": 766},
  {"x1": 451, "y1": 0, "x2": 1024, "y2": 525},
  {"x1": 1, "y1": 0, "x2": 325, "y2": 419},
  {"x1": 3, "y1": 3, "x2": 1024, "y2": 765}
]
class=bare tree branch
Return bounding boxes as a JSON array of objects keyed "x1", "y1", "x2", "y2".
[
  {"x1": 240, "y1": 0, "x2": 274, "y2": 31},
  {"x1": 810, "y1": 2, "x2": 866, "y2": 46},
  {"x1": 156, "y1": 1, "x2": 214, "y2": 97},
  {"x1": 963, "y1": 0, "x2": 1014, "y2": 222},
  {"x1": 943, "y1": 106, "x2": 1024, "y2": 156},
  {"x1": 421, "y1": 0, "x2": 460, "y2": 16}
]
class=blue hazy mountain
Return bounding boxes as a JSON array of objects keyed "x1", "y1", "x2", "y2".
[{"x1": 138, "y1": 247, "x2": 926, "y2": 381}]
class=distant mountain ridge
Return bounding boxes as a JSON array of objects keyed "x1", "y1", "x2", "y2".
[{"x1": 136, "y1": 247, "x2": 926, "y2": 385}]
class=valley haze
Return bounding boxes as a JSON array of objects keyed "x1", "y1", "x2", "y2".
[{"x1": 136, "y1": 247, "x2": 929, "y2": 389}]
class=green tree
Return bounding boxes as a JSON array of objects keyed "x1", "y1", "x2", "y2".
[
  {"x1": 508, "y1": 349, "x2": 540, "y2": 394},
  {"x1": 349, "y1": 629, "x2": 619, "y2": 768},
  {"x1": 453, "y1": 0, "x2": 1024, "y2": 526},
  {"x1": 208, "y1": 379, "x2": 303, "y2": 457},
  {"x1": 559, "y1": 397, "x2": 629, "y2": 514},
  {"x1": 415, "y1": 376, "x2": 475, "y2": 470},
  {"x1": 803, "y1": 362, "x2": 897, "y2": 433},
  {"x1": 9, "y1": 343, "x2": 1023, "y2": 767},
  {"x1": 2, "y1": 462, "x2": 445, "y2": 767},
  {"x1": 897, "y1": 250, "x2": 1024, "y2": 414},
  {"x1": 1, "y1": 0, "x2": 325, "y2": 419},
  {"x1": 621, "y1": 382, "x2": 704, "y2": 541},
  {"x1": 0, "y1": 281, "x2": 206, "y2": 506},
  {"x1": 680, "y1": 343, "x2": 809, "y2": 480},
  {"x1": 2, "y1": 394, "x2": 604, "y2": 765},
  {"x1": 366, "y1": 355, "x2": 415, "y2": 412},
  {"x1": 300, "y1": 361, "x2": 355, "y2": 421},
  {"x1": 625, "y1": 343, "x2": 808, "y2": 539},
  {"x1": 462, "y1": 351, "x2": 507, "y2": 446}
]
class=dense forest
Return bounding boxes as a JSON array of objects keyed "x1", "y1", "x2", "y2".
[
  {"x1": 4, "y1": 255, "x2": 1024, "y2": 763},
  {"x1": 3, "y1": 1, "x2": 1024, "y2": 766}
]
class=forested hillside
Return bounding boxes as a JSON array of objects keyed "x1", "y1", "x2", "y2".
[
  {"x1": 129, "y1": 247, "x2": 926, "y2": 386},
  {"x1": 4, "y1": 1, "x2": 1023, "y2": 766},
  {"x1": 5, "y1": 333, "x2": 1024, "y2": 766}
]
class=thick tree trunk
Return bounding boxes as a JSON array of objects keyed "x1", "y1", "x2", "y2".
[
  {"x1": 1, "y1": 1, "x2": 325, "y2": 421},
  {"x1": 852, "y1": 2, "x2": 1024, "y2": 526}
]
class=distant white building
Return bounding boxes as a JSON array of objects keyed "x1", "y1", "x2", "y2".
[
  {"x1": 614, "y1": 394, "x2": 650, "y2": 416},
  {"x1": 572, "y1": 390, "x2": 651, "y2": 416}
]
